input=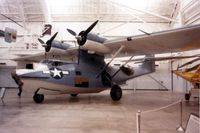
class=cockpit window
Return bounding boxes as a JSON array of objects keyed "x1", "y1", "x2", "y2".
[
  {"x1": 52, "y1": 61, "x2": 63, "y2": 66},
  {"x1": 26, "y1": 64, "x2": 33, "y2": 69}
]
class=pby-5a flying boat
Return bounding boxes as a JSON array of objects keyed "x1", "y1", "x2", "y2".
[{"x1": 14, "y1": 20, "x2": 200, "y2": 103}]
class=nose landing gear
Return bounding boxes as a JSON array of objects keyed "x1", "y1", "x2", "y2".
[{"x1": 33, "y1": 88, "x2": 44, "y2": 103}]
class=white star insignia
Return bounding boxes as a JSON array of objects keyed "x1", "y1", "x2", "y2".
[{"x1": 51, "y1": 68, "x2": 62, "y2": 78}]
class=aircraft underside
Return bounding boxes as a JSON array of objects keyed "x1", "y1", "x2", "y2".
[
  {"x1": 21, "y1": 78, "x2": 107, "y2": 95},
  {"x1": 20, "y1": 78, "x2": 122, "y2": 103}
]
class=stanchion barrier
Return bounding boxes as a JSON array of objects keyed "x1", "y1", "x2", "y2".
[
  {"x1": 136, "y1": 110, "x2": 141, "y2": 133},
  {"x1": 177, "y1": 99, "x2": 184, "y2": 132},
  {"x1": 136, "y1": 99, "x2": 184, "y2": 133}
]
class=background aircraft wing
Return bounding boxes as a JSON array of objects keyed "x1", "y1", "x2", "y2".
[{"x1": 103, "y1": 24, "x2": 200, "y2": 57}]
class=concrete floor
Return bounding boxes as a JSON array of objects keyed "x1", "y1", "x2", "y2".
[{"x1": 0, "y1": 89, "x2": 199, "y2": 133}]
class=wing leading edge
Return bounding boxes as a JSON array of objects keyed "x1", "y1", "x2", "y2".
[{"x1": 104, "y1": 24, "x2": 200, "y2": 56}]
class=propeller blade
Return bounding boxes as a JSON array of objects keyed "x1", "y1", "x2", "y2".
[
  {"x1": 47, "y1": 32, "x2": 58, "y2": 44},
  {"x1": 67, "y1": 29, "x2": 77, "y2": 36},
  {"x1": 45, "y1": 32, "x2": 58, "y2": 52},
  {"x1": 83, "y1": 20, "x2": 99, "y2": 36},
  {"x1": 38, "y1": 38, "x2": 45, "y2": 44}
]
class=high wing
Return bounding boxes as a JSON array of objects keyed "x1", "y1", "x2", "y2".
[
  {"x1": 14, "y1": 24, "x2": 200, "y2": 63},
  {"x1": 103, "y1": 24, "x2": 200, "y2": 56}
]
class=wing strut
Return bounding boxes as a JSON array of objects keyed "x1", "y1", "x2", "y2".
[
  {"x1": 111, "y1": 55, "x2": 134, "y2": 78},
  {"x1": 96, "y1": 45, "x2": 125, "y2": 78}
]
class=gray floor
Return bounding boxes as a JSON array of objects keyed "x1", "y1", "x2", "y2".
[{"x1": 0, "y1": 89, "x2": 199, "y2": 133}]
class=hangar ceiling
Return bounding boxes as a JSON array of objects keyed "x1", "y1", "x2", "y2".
[{"x1": 0, "y1": 0, "x2": 179, "y2": 24}]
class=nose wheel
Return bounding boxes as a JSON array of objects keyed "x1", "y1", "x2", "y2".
[
  {"x1": 110, "y1": 85, "x2": 122, "y2": 101},
  {"x1": 33, "y1": 89, "x2": 44, "y2": 103}
]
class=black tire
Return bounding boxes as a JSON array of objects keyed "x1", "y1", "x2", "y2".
[
  {"x1": 110, "y1": 85, "x2": 122, "y2": 101},
  {"x1": 71, "y1": 94, "x2": 78, "y2": 97},
  {"x1": 33, "y1": 94, "x2": 44, "y2": 103},
  {"x1": 185, "y1": 93, "x2": 190, "y2": 101}
]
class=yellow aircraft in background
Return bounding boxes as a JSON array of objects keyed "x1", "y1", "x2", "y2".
[
  {"x1": 173, "y1": 65, "x2": 200, "y2": 86},
  {"x1": 173, "y1": 62, "x2": 200, "y2": 100}
]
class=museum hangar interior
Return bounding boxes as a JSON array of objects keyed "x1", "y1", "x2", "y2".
[{"x1": 0, "y1": 0, "x2": 199, "y2": 133}]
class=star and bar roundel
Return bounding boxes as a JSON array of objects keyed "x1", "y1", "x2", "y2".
[{"x1": 43, "y1": 67, "x2": 69, "y2": 79}]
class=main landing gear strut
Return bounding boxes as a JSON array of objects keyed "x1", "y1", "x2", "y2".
[
  {"x1": 101, "y1": 71, "x2": 123, "y2": 101},
  {"x1": 33, "y1": 88, "x2": 44, "y2": 103}
]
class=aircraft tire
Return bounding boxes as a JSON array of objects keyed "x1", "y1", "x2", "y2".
[
  {"x1": 110, "y1": 85, "x2": 122, "y2": 101},
  {"x1": 33, "y1": 94, "x2": 44, "y2": 103},
  {"x1": 71, "y1": 94, "x2": 78, "y2": 97}
]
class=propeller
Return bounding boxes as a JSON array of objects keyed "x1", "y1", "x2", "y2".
[
  {"x1": 38, "y1": 32, "x2": 58, "y2": 58},
  {"x1": 38, "y1": 38, "x2": 45, "y2": 45},
  {"x1": 67, "y1": 29, "x2": 76, "y2": 36},
  {"x1": 67, "y1": 20, "x2": 99, "y2": 64},
  {"x1": 67, "y1": 20, "x2": 98, "y2": 46}
]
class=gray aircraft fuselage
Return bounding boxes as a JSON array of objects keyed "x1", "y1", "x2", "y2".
[{"x1": 17, "y1": 50, "x2": 155, "y2": 95}]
